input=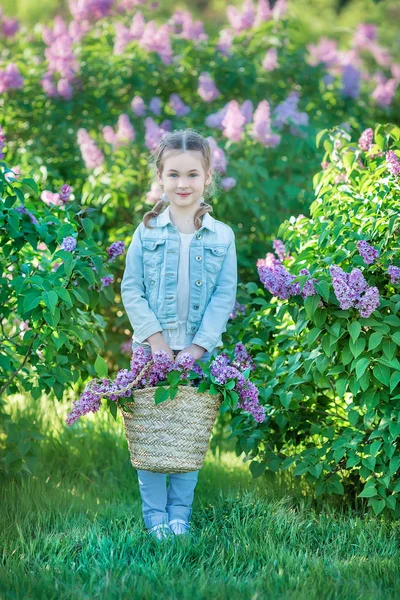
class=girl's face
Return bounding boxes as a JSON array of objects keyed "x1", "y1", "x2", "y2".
[{"x1": 156, "y1": 150, "x2": 212, "y2": 210}]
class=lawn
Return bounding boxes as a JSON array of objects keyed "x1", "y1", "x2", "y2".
[{"x1": 1, "y1": 394, "x2": 399, "y2": 600}]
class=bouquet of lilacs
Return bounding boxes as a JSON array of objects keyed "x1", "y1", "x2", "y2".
[{"x1": 66, "y1": 343, "x2": 266, "y2": 426}]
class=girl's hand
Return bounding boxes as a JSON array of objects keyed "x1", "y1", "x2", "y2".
[
  {"x1": 150, "y1": 338, "x2": 175, "y2": 362},
  {"x1": 175, "y1": 344, "x2": 205, "y2": 363}
]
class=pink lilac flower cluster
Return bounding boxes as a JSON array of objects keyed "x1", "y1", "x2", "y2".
[
  {"x1": 207, "y1": 137, "x2": 227, "y2": 174},
  {"x1": 144, "y1": 117, "x2": 171, "y2": 152},
  {"x1": 262, "y1": 48, "x2": 278, "y2": 72},
  {"x1": 169, "y1": 93, "x2": 191, "y2": 116},
  {"x1": 61, "y1": 236, "x2": 77, "y2": 251},
  {"x1": 167, "y1": 10, "x2": 208, "y2": 44},
  {"x1": 210, "y1": 353, "x2": 265, "y2": 423},
  {"x1": 103, "y1": 114, "x2": 135, "y2": 149},
  {"x1": 357, "y1": 240, "x2": 379, "y2": 265},
  {"x1": 251, "y1": 100, "x2": 281, "y2": 148},
  {"x1": 131, "y1": 95, "x2": 146, "y2": 116},
  {"x1": 388, "y1": 265, "x2": 400, "y2": 284},
  {"x1": 221, "y1": 101, "x2": 246, "y2": 142},
  {"x1": 386, "y1": 150, "x2": 400, "y2": 176},
  {"x1": 226, "y1": 0, "x2": 286, "y2": 33},
  {"x1": 15, "y1": 206, "x2": 39, "y2": 225},
  {"x1": 0, "y1": 11, "x2": 19, "y2": 38},
  {"x1": 221, "y1": 177, "x2": 236, "y2": 191},
  {"x1": 140, "y1": 21, "x2": 173, "y2": 65},
  {"x1": 107, "y1": 241, "x2": 126, "y2": 262},
  {"x1": 272, "y1": 239, "x2": 289, "y2": 261},
  {"x1": 330, "y1": 265, "x2": 380, "y2": 318},
  {"x1": 358, "y1": 128, "x2": 374, "y2": 151},
  {"x1": 69, "y1": 0, "x2": 114, "y2": 22},
  {"x1": 77, "y1": 128, "x2": 104, "y2": 170},
  {"x1": 0, "y1": 63, "x2": 24, "y2": 94},
  {"x1": 198, "y1": 72, "x2": 221, "y2": 103},
  {"x1": 230, "y1": 299, "x2": 246, "y2": 319},
  {"x1": 41, "y1": 16, "x2": 86, "y2": 100}
]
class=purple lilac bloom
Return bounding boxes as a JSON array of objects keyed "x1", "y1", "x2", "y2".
[
  {"x1": 386, "y1": 150, "x2": 400, "y2": 176},
  {"x1": 169, "y1": 93, "x2": 191, "y2": 116},
  {"x1": 131, "y1": 95, "x2": 146, "y2": 116},
  {"x1": 357, "y1": 240, "x2": 379, "y2": 265},
  {"x1": 240, "y1": 100, "x2": 254, "y2": 124},
  {"x1": 251, "y1": 100, "x2": 281, "y2": 147},
  {"x1": 144, "y1": 117, "x2": 169, "y2": 152},
  {"x1": 273, "y1": 239, "x2": 287, "y2": 261},
  {"x1": 0, "y1": 125, "x2": 6, "y2": 159},
  {"x1": 107, "y1": 240, "x2": 126, "y2": 262},
  {"x1": 254, "y1": 0, "x2": 272, "y2": 26},
  {"x1": 221, "y1": 177, "x2": 236, "y2": 191},
  {"x1": 371, "y1": 77, "x2": 397, "y2": 108},
  {"x1": 116, "y1": 113, "x2": 135, "y2": 145},
  {"x1": 227, "y1": 0, "x2": 255, "y2": 33},
  {"x1": 358, "y1": 128, "x2": 374, "y2": 151},
  {"x1": 0, "y1": 63, "x2": 24, "y2": 93},
  {"x1": 59, "y1": 184, "x2": 71, "y2": 203},
  {"x1": 388, "y1": 265, "x2": 400, "y2": 284},
  {"x1": 307, "y1": 37, "x2": 338, "y2": 67},
  {"x1": 299, "y1": 268, "x2": 318, "y2": 299},
  {"x1": 232, "y1": 342, "x2": 255, "y2": 372},
  {"x1": 221, "y1": 100, "x2": 246, "y2": 142},
  {"x1": 341, "y1": 63, "x2": 361, "y2": 98},
  {"x1": 258, "y1": 263, "x2": 300, "y2": 300},
  {"x1": 140, "y1": 22, "x2": 173, "y2": 65},
  {"x1": 207, "y1": 136, "x2": 227, "y2": 174},
  {"x1": 61, "y1": 236, "x2": 77, "y2": 252},
  {"x1": 230, "y1": 299, "x2": 246, "y2": 319},
  {"x1": 2, "y1": 17, "x2": 19, "y2": 38},
  {"x1": 69, "y1": 0, "x2": 114, "y2": 22},
  {"x1": 77, "y1": 128, "x2": 104, "y2": 170},
  {"x1": 205, "y1": 104, "x2": 229, "y2": 129},
  {"x1": 101, "y1": 275, "x2": 114, "y2": 288},
  {"x1": 66, "y1": 388, "x2": 102, "y2": 425},
  {"x1": 356, "y1": 286, "x2": 380, "y2": 318},
  {"x1": 216, "y1": 28, "x2": 234, "y2": 57},
  {"x1": 353, "y1": 23, "x2": 377, "y2": 49},
  {"x1": 273, "y1": 92, "x2": 309, "y2": 131},
  {"x1": 262, "y1": 48, "x2": 278, "y2": 71},
  {"x1": 176, "y1": 11, "x2": 208, "y2": 44},
  {"x1": 198, "y1": 72, "x2": 221, "y2": 103},
  {"x1": 149, "y1": 97, "x2": 162, "y2": 115},
  {"x1": 113, "y1": 22, "x2": 134, "y2": 55},
  {"x1": 330, "y1": 265, "x2": 380, "y2": 317},
  {"x1": 15, "y1": 205, "x2": 39, "y2": 225}
]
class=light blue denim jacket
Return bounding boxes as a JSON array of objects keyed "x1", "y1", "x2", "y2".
[{"x1": 121, "y1": 206, "x2": 237, "y2": 354}]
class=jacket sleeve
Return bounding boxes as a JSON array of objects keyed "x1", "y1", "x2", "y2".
[
  {"x1": 120, "y1": 223, "x2": 163, "y2": 343},
  {"x1": 192, "y1": 229, "x2": 237, "y2": 353}
]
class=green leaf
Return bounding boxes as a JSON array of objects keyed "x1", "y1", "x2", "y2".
[
  {"x1": 358, "y1": 485, "x2": 377, "y2": 498},
  {"x1": 348, "y1": 321, "x2": 361, "y2": 343},
  {"x1": 336, "y1": 378, "x2": 347, "y2": 398},
  {"x1": 349, "y1": 337, "x2": 366, "y2": 359},
  {"x1": 154, "y1": 387, "x2": 170, "y2": 405},
  {"x1": 304, "y1": 294, "x2": 321, "y2": 320},
  {"x1": 355, "y1": 357, "x2": 370, "y2": 380},
  {"x1": 41, "y1": 290, "x2": 58, "y2": 315},
  {"x1": 94, "y1": 355, "x2": 108, "y2": 378},
  {"x1": 390, "y1": 371, "x2": 400, "y2": 393},
  {"x1": 370, "y1": 499, "x2": 385, "y2": 516},
  {"x1": 368, "y1": 331, "x2": 383, "y2": 351},
  {"x1": 249, "y1": 461, "x2": 267, "y2": 479},
  {"x1": 109, "y1": 402, "x2": 118, "y2": 421},
  {"x1": 391, "y1": 332, "x2": 400, "y2": 346},
  {"x1": 23, "y1": 292, "x2": 42, "y2": 313},
  {"x1": 373, "y1": 364, "x2": 390, "y2": 387}
]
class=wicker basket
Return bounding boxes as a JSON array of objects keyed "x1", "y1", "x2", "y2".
[{"x1": 118, "y1": 360, "x2": 222, "y2": 473}]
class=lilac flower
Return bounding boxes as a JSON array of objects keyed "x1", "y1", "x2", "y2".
[
  {"x1": 341, "y1": 63, "x2": 360, "y2": 98},
  {"x1": 227, "y1": 0, "x2": 255, "y2": 33},
  {"x1": 258, "y1": 262, "x2": 300, "y2": 300},
  {"x1": 356, "y1": 286, "x2": 380, "y2": 318},
  {"x1": 221, "y1": 177, "x2": 236, "y2": 191},
  {"x1": 198, "y1": 72, "x2": 221, "y2": 103},
  {"x1": 240, "y1": 100, "x2": 254, "y2": 124},
  {"x1": 230, "y1": 299, "x2": 246, "y2": 319},
  {"x1": 221, "y1": 100, "x2": 246, "y2": 142},
  {"x1": 107, "y1": 240, "x2": 126, "y2": 262},
  {"x1": 69, "y1": 1, "x2": 114, "y2": 22},
  {"x1": 2, "y1": 17, "x2": 19, "y2": 38},
  {"x1": 0, "y1": 63, "x2": 24, "y2": 93},
  {"x1": 386, "y1": 150, "x2": 400, "y2": 176},
  {"x1": 207, "y1": 136, "x2": 227, "y2": 174},
  {"x1": 120, "y1": 340, "x2": 133, "y2": 356},
  {"x1": 61, "y1": 236, "x2": 77, "y2": 251},
  {"x1": 330, "y1": 265, "x2": 380, "y2": 317},
  {"x1": 251, "y1": 100, "x2": 281, "y2": 147},
  {"x1": 262, "y1": 48, "x2": 278, "y2": 71},
  {"x1": 77, "y1": 129, "x2": 104, "y2": 170},
  {"x1": 358, "y1": 128, "x2": 374, "y2": 151},
  {"x1": 205, "y1": 104, "x2": 229, "y2": 129},
  {"x1": 113, "y1": 22, "x2": 134, "y2": 55},
  {"x1": 144, "y1": 117, "x2": 168, "y2": 152},
  {"x1": 169, "y1": 93, "x2": 191, "y2": 116},
  {"x1": 388, "y1": 265, "x2": 400, "y2": 284},
  {"x1": 299, "y1": 268, "x2": 318, "y2": 299},
  {"x1": 149, "y1": 97, "x2": 162, "y2": 115},
  {"x1": 357, "y1": 240, "x2": 379, "y2": 265},
  {"x1": 101, "y1": 275, "x2": 114, "y2": 288},
  {"x1": 254, "y1": 0, "x2": 272, "y2": 26},
  {"x1": 103, "y1": 125, "x2": 116, "y2": 146},
  {"x1": 131, "y1": 95, "x2": 146, "y2": 116},
  {"x1": 216, "y1": 29, "x2": 234, "y2": 57},
  {"x1": 232, "y1": 342, "x2": 255, "y2": 372},
  {"x1": 257, "y1": 252, "x2": 280, "y2": 268},
  {"x1": 353, "y1": 23, "x2": 377, "y2": 49},
  {"x1": 15, "y1": 205, "x2": 39, "y2": 225},
  {"x1": 173, "y1": 10, "x2": 208, "y2": 43},
  {"x1": 59, "y1": 184, "x2": 71, "y2": 203},
  {"x1": 41, "y1": 190, "x2": 64, "y2": 207},
  {"x1": 140, "y1": 21, "x2": 173, "y2": 65},
  {"x1": 273, "y1": 92, "x2": 309, "y2": 132},
  {"x1": 273, "y1": 239, "x2": 287, "y2": 261},
  {"x1": 116, "y1": 114, "x2": 135, "y2": 146},
  {"x1": 371, "y1": 76, "x2": 397, "y2": 108},
  {"x1": 0, "y1": 125, "x2": 6, "y2": 159},
  {"x1": 307, "y1": 37, "x2": 338, "y2": 67},
  {"x1": 66, "y1": 388, "x2": 102, "y2": 425}
]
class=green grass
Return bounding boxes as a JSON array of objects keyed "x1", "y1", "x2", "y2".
[{"x1": 1, "y1": 393, "x2": 399, "y2": 600}]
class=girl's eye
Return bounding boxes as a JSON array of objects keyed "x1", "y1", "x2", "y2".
[{"x1": 168, "y1": 174, "x2": 198, "y2": 177}]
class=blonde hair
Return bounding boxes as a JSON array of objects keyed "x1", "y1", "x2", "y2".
[{"x1": 143, "y1": 128, "x2": 218, "y2": 229}]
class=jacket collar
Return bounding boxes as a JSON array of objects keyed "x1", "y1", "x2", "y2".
[{"x1": 156, "y1": 205, "x2": 216, "y2": 233}]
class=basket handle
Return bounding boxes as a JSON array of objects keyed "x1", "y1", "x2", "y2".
[{"x1": 84, "y1": 359, "x2": 155, "y2": 400}]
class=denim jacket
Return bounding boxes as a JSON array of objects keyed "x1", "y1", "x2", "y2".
[{"x1": 121, "y1": 206, "x2": 237, "y2": 354}]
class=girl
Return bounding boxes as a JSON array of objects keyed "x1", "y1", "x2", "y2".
[{"x1": 121, "y1": 128, "x2": 237, "y2": 540}]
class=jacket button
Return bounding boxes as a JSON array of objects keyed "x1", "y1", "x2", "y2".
[
  {"x1": 195, "y1": 280, "x2": 202, "y2": 286},
  {"x1": 191, "y1": 325, "x2": 196, "y2": 332},
  {"x1": 195, "y1": 255, "x2": 202, "y2": 261},
  {"x1": 196, "y1": 233, "x2": 202, "y2": 239},
  {"x1": 193, "y1": 304, "x2": 199, "y2": 310}
]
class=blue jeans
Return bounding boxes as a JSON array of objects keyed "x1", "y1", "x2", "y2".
[{"x1": 132, "y1": 343, "x2": 213, "y2": 529}]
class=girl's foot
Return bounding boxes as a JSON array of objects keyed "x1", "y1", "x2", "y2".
[
  {"x1": 168, "y1": 518, "x2": 191, "y2": 536},
  {"x1": 148, "y1": 523, "x2": 173, "y2": 541}
]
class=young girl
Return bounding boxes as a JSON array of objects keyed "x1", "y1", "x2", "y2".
[{"x1": 121, "y1": 128, "x2": 237, "y2": 540}]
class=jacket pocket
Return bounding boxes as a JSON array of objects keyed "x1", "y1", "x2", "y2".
[
  {"x1": 142, "y1": 238, "x2": 166, "y2": 266},
  {"x1": 204, "y1": 245, "x2": 228, "y2": 274}
]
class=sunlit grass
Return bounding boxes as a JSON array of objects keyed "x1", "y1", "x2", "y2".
[{"x1": 1, "y1": 392, "x2": 399, "y2": 599}]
